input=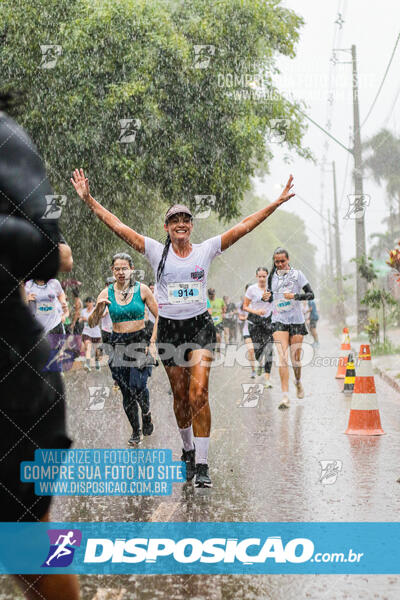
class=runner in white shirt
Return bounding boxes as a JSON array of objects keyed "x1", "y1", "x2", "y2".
[
  {"x1": 238, "y1": 285, "x2": 257, "y2": 378},
  {"x1": 79, "y1": 297, "x2": 102, "y2": 371},
  {"x1": 98, "y1": 277, "x2": 116, "y2": 386},
  {"x1": 71, "y1": 167, "x2": 295, "y2": 488},
  {"x1": 25, "y1": 278, "x2": 68, "y2": 335},
  {"x1": 267, "y1": 247, "x2": 315, "y2": 409},
  {"x1": 243, "y1": 268, "x2": 274, "y2": 388}
]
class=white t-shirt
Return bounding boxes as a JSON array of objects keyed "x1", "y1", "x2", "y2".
[
  {"x1": 146, "y1": 284, "x2": 157, "y2": 324},
  {"x1": 25, "y1": 279, "x2": 63, "y2": 334},
  {"x1": 245, "y1": 284, "x2": 272, "y2": 319},
  {"x1": 144, "y1": 235, "x2": 223, "y2": 319},
  {"x1": 101, "y1": 309, "x2": 113, "y2": 333},
  {"x1": 81, "y1": 307, "x2": 102, "y2": 338},
  {"x1": 270, "y1": 269, "x2": 309, "y2": 324},
  {"x1": 238, "y1": 306, "x2": 249, "y2": 337}
]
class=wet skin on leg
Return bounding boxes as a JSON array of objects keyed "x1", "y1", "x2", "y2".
[
  {"x1": 289, "y1": 334, "x2": 304, "y2": 382},
  {"x1": 273, "y1": 330, "x2": 290, "y2": 393}
]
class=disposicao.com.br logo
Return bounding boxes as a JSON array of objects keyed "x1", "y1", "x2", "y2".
[
  {"x1": 82, "y1": 536, "x2": 363, "y2": 565},
  {"x1": 42, "y1": 529, "x2": 82, "y2": 567}
]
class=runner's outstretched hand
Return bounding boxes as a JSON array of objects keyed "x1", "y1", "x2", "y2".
[{"x1": 71, "y1": 168, "x2": 90, "y2": 202}]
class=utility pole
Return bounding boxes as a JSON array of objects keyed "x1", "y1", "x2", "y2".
[
  {"x1": 328, "y1": 209, "x2": 335, "y2": 321},
  {"x1": 328, "y1": 209, "x2": 334, "y2": 281},
  {"x1": 332, "y1": 161, "x2": 346, "y2": 323},
  {"x1": 351, "y1": 44, "x2": 368, "y2": 334}
]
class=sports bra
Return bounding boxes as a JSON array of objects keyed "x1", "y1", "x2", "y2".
[{"x1": 107, "y1": 282, "x2": 145, "y2": 323}]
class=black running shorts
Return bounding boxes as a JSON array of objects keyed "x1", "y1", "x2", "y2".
[
  {"x1": 157, "y1": 311, "x2": 216, "y2": 367},
  {"x1": 272, "y1": 321, "x2": 308, "y2": 336}
]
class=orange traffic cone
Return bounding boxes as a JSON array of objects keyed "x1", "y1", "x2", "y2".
[
  {"x1": 345, "y1": 344, "x2": 384, "y2": 436},
  {"x1": 336, "y1": 327, "x2": 351, "y2": 379}
]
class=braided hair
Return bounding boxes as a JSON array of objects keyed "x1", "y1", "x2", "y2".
[
  {"x1": 267, "y1": 247, "x2": 289, "y2": 290},
  {"x1": 157, "y1": 234, "x2": 171, "y2": 282}
]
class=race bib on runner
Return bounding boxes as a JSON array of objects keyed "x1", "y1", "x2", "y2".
[
  {"x1": 37, "y1": 301, "x2": 54, "y2": 313},
  {"x1": 167, "y1": 282, "x2": 203, "y2": 304},
  {"x1": 275, "y1": 294, "x2": 294, "y2": 312}
]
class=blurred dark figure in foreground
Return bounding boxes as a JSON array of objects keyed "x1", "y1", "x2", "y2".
[{"x1": 0, "y1": 93, "x2": 79, "y2": 599}]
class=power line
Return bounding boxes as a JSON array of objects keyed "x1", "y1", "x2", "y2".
[
  {"x1": 295, "y1": 106, "x2": 353, "y2": 154},
  {"x1": 361, "y1": 32, "x2": 400, "y2": 128},
  {"x1": 295, "y1": 190, "x2": 331, "y2": 226},
  {"x1": 383, "y1": 80, "x2": 400, "y2": 127}
]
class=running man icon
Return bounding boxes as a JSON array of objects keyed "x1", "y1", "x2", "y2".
[{"x1": 42, "y1": 529, "x2": 82, "y2": 567}]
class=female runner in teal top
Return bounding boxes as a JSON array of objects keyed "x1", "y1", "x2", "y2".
[{"x1": 89, "y1": 253, "x2": 158, "y2": 445}]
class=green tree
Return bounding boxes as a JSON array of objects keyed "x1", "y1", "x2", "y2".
[
  {"x1": 369, "y1": 230, "x2": 400, "y2": 260},
  {"x1": 1, "y1": 0, "x2": 309, "y2": 292},
  {"x1": 354, "y1": 255, "x2": 397, "y2": 345},
  {"x1": 361, "y1": 288, "x2": 396, "y2": 345},
  {"x1": 364, "y1": 129, "x2": 400, "y2": 229}
]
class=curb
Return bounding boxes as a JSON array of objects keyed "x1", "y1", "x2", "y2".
[{"x1": 374, "y1": 366, "x2": 400, "y2": 394}]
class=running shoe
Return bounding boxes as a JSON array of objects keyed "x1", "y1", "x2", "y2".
[
  {"x1": 142, "y1": 412, "x2": 154, "y2": 436},
  {"x1": 278, "y1": 395, "x2": 290, "y2": 410},
  {"x1": 95, "y1": 361, "x2": 101, "y2": 371},
  {"x1": 264, "y1": 381, "x2": 273, "y2": 389},
  {"x1": 250, "y1": 370, "x2": 256, "y2": 379},
  {"x1": 257, "y1": 365, "x2": 263, "y2": 376},
  {"x1": 128, "y1": 431, "x2": 142, "y2": 445},
  {"x1": 295, "y1": 380, "x2": 304, "y2": 399},
  {"x1": 181, "y1": 447, "x2": 196, "y2": 481},
  {"x1": 195, "y1": 463, "x2": 212, "y2": 488},
  {"x1": 84, "y1": 362, "x2": 91, "y2": 372}
]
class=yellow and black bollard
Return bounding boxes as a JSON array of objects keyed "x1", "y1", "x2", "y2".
[{"x1": 343, "y1": 352, "x2": 355, "y2": 397}]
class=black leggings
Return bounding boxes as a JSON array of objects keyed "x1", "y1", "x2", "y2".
[
  {"x1": 108, "y1": 330, "x2": 151, "y2": 434},
  {"x1": 248, "y1": 317, "x2": 273, "y2": 374}
]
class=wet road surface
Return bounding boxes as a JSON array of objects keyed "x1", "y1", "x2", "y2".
[{"x1": 2, "y1": 324, "x2": 400, "y2": 598}]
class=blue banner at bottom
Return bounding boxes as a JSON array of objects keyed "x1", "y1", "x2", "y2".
[{"x1": 0, "y1": 522, "x2": 398, "y2": 574}]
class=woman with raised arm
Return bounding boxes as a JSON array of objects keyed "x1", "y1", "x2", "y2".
[{"x1": 71, "y1": 169, "x2": 295, "y2": 488}]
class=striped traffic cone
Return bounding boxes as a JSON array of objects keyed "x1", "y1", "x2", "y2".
[
  {"x1": 342, "y1": 352, "x2": 355, "y2": 396},
  {"x1": 336, "y1": 327, "x2": 351, "y2": 379},
  {"x1": 345, "y1": 344, "x2": 384, "y2": 436}
]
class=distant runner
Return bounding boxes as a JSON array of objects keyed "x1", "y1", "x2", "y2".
[
  {"x1": 243, "y1": 267, "x2": 273, "y2": 388},
  {"x1": 267, "y1": 247, "x2": 315, "y2": 409},
  {"x1": 208, "y1": 288, "x2": 225, "y2": 348}
]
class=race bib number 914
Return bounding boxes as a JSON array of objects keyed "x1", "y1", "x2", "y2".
[{"x1": 167, "y1": 282, "x2": 202, "y2": 304}]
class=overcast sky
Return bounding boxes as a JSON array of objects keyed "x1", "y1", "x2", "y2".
[{"x1": 253, "y1": 0, "x2": 400, "y2": 267}]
